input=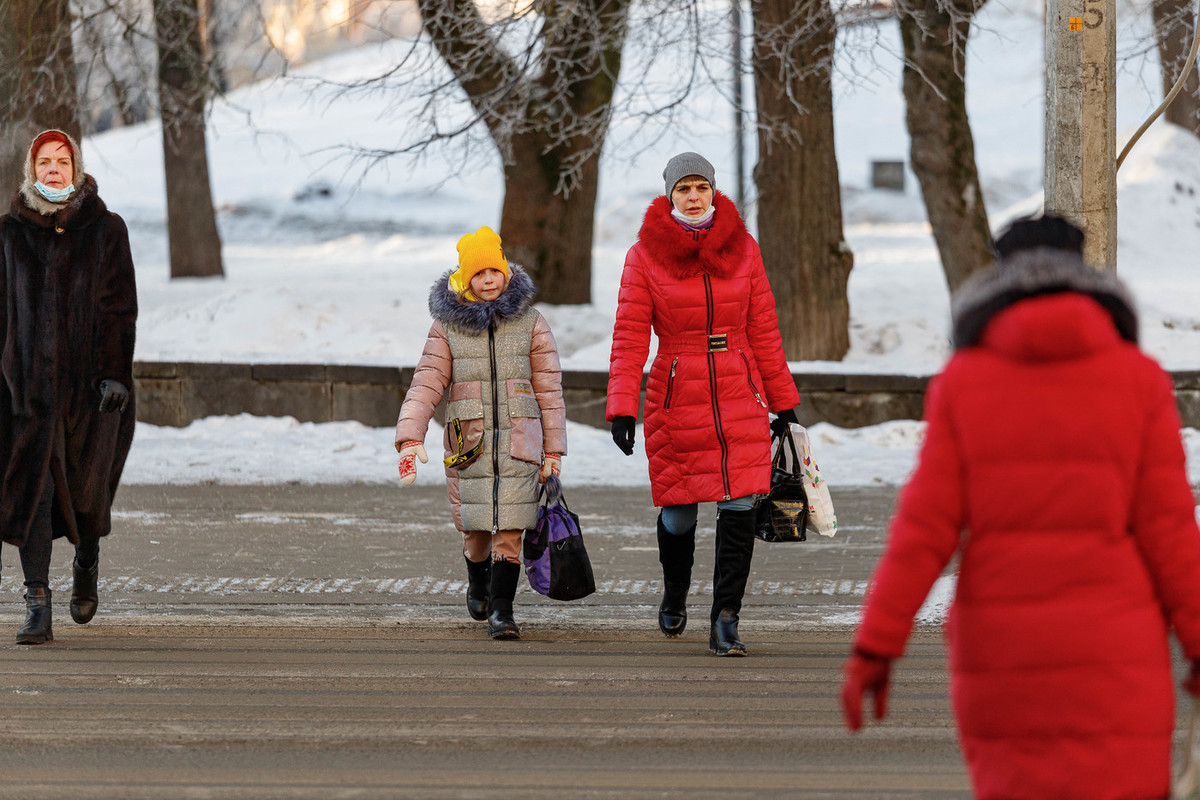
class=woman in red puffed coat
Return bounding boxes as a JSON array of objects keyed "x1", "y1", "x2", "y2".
[
  {"x1": 607, "y1": 152, "x2": 800, "y2": 656},
  {"x1": 841, "y1": 215, "x2": 1200, "y2": 800}
]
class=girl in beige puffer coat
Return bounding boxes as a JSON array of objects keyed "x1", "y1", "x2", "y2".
[{"x1": 395, "y1": 227, "x2": 566, "y2": 640}]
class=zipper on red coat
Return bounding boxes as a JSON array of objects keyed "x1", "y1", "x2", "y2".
[
  {"x1": 489, "y1": 325, "x2": 500, "y2": 534},
  {"x1": 664, "y1": 358, "x2": 678, "y2": 411},
  {"x1": 739, "y1": 352, "x2": 766, "y2": 408},
  {"x1": 703, "y1": 274, "x2": 732, "y2": 500}
]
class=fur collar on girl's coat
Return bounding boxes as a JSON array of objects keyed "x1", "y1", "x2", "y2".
[
  {"x1": 636, "y1": 190, "x2": 752, "y2": 280},
  {"x1": 429, "y1": 263, "x2": 537, "y2": 333}
]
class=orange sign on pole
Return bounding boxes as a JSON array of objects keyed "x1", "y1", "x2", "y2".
[{"x1": 1069, "y1": 16, "x2": 1083, "y2": 30}]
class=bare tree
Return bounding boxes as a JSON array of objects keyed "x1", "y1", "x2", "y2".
[
  {"x1": 0, "y1": 0, "x2": 82, "y2": 194},
  {"x1": 411, "y1": 0, "x2": 631, "y2": 305},
  {"x1": 897, "y1": 0, "x2": 992, "y2": 294},
  {"x1": 152, "y1": 0, "x2": 223, "y2": 278},
  {"x1": 751, "y1": 0, "x2": 854, "y2": 360},
  {"x1": 1152, "y1": 0, "x2": 1200, "y2": 136}
]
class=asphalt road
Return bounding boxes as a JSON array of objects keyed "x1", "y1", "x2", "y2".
[{"x1": 0, "y1": 484, "x2": 1183, "y2": 798}]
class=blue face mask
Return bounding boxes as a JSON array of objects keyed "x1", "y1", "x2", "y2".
[{"x1": 34, "y1": 181, "x2": 74, "y2": 203}]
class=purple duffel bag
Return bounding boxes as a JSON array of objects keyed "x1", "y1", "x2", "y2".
[{"x1": 522, "y1": 479, "x2": 596, "y2": 601}]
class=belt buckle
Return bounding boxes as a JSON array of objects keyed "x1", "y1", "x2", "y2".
[{"x1": 708, "y1": 334, "x2": 728, "y2": 352}]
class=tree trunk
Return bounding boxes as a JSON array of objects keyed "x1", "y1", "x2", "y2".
[
  {"x1": 500, "y1": 132, "x2": 602, "y2": 305},
  {"x1": 153, "y1": 0, "x2": 223, "y2": 279},
  {"x1": 0, "y1": 0, "x2": 81, "y2": 196},
  {"x1": 751, "y1": 0, "x2": 853, "y2": 361},
  {"x1": 416, "y1": 0, "x2": 629, "y2": 305},
  {"x1": 898, "y1": 0, "x2": 992, "y2": 294},
  {"x1": 1153, "y1": 0, "x2": 1200, "y2": 135}
]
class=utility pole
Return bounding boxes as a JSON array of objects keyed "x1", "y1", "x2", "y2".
[
  {"x1": 1045, "y1": 0, "x2": 1118, "y2": 270},
  {"x1": 732, "y1": 0, "x2": 745, "y2": 211}
]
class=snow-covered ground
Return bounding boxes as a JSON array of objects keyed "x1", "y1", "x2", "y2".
[{"x1": 75, "y1": 0, "x2": 1200, "y2": 487}]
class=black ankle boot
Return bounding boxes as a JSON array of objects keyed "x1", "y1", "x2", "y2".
[
  {"x1": 709, "y1": 508, "x2": 755, "y2": 656},
  {"x1": 16, "y1": 586, "x2": 52, "y2": 645},
  {"x1": 657, "y1": 514, "x2": 695, "y2": 637},
  {"x1": 464, "y1": 556, "x2": 491, "y2": 622},
  {"x1": 71, "y1": 555, "x2": 99, "y2": 624},
  {"x1": 486, "y1": 560, "x2": 521, "y2": 640}
]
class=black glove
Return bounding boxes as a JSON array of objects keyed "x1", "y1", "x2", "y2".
[
  {"x1": 610, "y1": 416, "x2": 636, "y2": 456},
  {"x1": 770, "y1": 407, "x2": 799, "y2": 437},
  {"x1": 98, "y1": 379, "x2": 129, "y2": 414}
]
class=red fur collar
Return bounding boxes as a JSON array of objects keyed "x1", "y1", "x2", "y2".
[{"x1": 636, "y1": 191, "x2": 751, "y2": 279}]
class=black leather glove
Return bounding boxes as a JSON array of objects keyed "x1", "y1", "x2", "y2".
[
  {"x1": 770, "y1": 407, "x2": 799, "y2": 437},
  {"x1": 98, "y1": 379, "x2": 129, "y2": 414},
  {"x1": 610, "y1": 416, "x2": 636, "y2": 456}
]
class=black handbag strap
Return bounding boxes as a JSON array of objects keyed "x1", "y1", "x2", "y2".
[{"x1": 772, "y1": 427, "x2": 801, "y2": 474}]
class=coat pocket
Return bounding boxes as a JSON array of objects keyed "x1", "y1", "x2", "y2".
[
  {"x1": 739, "y1": 352, "x2": 767, "y2": 408},
  {"x1": 444, "y1": 381, "x2": 485, "y2": 468},
  {"x1": 506, "y1": 378, "x2": 544, "y2": 465}
]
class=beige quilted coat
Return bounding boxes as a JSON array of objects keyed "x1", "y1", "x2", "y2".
[{"x1": 395, "y1": 266, "x2": 566, "y2": 532}]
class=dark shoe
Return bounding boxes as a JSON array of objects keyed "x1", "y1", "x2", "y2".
[
  {"x1": 487, "y1": 560, "x2": 521, "y2": 640},
  {"x1": 709, "y1": 608, "x2": 746, "y2": 657},
  {"x1": 487, "y1": 601, "x2": 521, "y2": 640},
  {"x1": 659, "y1": 581, "x2": 690, "y2": 637},
  {"x1": 16, "y1": 587, "x2": 53, "y2": 645},
  {"x1": 710, "y1": 508, "x2": 756, "y2": 650},
  {"x1": 657, "y1": 514, "x2": 695, "y2": 638},
  {"x1": 71, "y1": 556, "x2": 99, "y2": 624},
  {"x1": 464, "y1": 556, "x2": 491, "y2": 622}
]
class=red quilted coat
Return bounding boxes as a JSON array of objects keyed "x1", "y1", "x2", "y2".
[
  {"x1": 607, "y1": 192, "x2": 799, "y2": 507},
  {"x1": 853, "y1": 249, "x2": 1200, "y2": 800}
]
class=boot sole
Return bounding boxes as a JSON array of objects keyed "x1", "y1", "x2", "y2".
[
  {"x1": 70, "y1": 605, "x2": 97, "y2": 625},
  {"x1": 489, "y1": 628, "x2": 521, "y2": 640},
  {"x1": 15, "y1": 630, "x2": 52, "y2": 645},
  {"x1": 710, "y1": 646, "x2": 747, "y2": 657}
]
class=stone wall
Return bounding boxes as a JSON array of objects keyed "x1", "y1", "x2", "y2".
[{"x1": 132, "y1": 362, "x2": 1200, "y2": 430}]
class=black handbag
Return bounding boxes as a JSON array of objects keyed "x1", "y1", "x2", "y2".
[{"x1": 754, "y1": 427, "x2": 810, "y2": 542}]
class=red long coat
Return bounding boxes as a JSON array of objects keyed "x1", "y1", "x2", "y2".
[
  {"x1": 606, "y1": 193, "x2": 799, "y2": 506},
  {"x1": 854, "y1": 291, "x2": 1200, "y2": 800}
]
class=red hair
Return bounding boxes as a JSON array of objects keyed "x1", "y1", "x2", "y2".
[{"x1": 29, "y1": 131, "x2": 73, "y2": 166}]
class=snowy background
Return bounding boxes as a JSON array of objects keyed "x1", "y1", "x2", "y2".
[{"x1": 75, "y1": 0, "x2": 1200, "y2": 488}]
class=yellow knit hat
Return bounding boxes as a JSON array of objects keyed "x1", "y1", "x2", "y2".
[{"x1": 449, "y1": 226, "x2": 509, "y2": 298}]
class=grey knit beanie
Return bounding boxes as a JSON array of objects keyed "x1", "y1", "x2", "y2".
[{"x1": 663, "y1": 152, "x2": 716, "y2": 197}]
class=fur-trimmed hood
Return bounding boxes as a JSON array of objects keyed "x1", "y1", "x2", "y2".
[
  {"x1": 18, "y1": 129, "x2": 88, "y2": 218},
  {"x1": 429, "y1": 263, "x2": 537, "y2": 332},
  {"x1": 11, "y1": 174, "x2": 106, "y2": 230},
  {"x1": 951, "y1": 247, "x2": 1138, "y2": 350},
  {"x1": 636, "y1": 191, "x2": 752, "y2": 279}
]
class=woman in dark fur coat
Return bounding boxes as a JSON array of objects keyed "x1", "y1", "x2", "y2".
[
  {"x1": 0, "y1": 129, "x2": 137, "y2": 644},
  {"x1": 395, "y1": 226, "x2": 566, "y2": 640},
  {"x1": 606, "y1": 152, "x2": 801, "y2": 656}
]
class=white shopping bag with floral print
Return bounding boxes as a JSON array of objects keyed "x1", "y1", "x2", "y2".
[{"x1": 791, "y1": 424, "x2": 837, "y2": 537}]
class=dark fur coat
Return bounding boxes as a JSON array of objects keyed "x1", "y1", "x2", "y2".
[{"x1": 0, "y1": 175, "x2": 137, "y2": 545}]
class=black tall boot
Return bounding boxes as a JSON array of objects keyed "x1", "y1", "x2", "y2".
[
  {"x1": 71, "y1": 540, "x2": 100, "y2": 624},
  {"x1": 487, "y1": 560, "x2": 521, "y2": 640},
  {"x1": 464, "y1": 556, "x2": 491, "y2": 622},
  {"x1": 709, "y1": 508, "x2": 756, "y2": 657},
  {"x1": 16, "y1": 587, "x2": 53, "y2": 645},
  {"x1": 657, "y1": 514, "x2": 695, "y2": 637}
]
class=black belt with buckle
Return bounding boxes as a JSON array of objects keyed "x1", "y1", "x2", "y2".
[{"x1": 708, "y1": 334, "x2": 728, "y2": 352}]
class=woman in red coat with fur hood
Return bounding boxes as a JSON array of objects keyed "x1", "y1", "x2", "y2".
[
  {"x1": 607, "y1": 153, "x2": 800, "y2": 656},
  {"x1": 841, "y1": 216, "x2": 1200, "y2": 800}
]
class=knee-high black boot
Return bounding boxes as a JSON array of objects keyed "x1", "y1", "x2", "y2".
[
  {"x1": 486, "y1": 560, "x2": 521, "y2": 640},
  {"x1": 71, "y1": 539, "x2": 100, "y2": 624},
  {"x1": 657, "y1": 515, "x2": 695, "y2": 637},
  {"x1": 710, "y1": 508, "x2": 756, "y2": 656},
  {"x1": 464, "y1": 556, "x2": 491, "y2": 622},
  {"x1": 16, "y1": 587, "x2": 53, "y2": 645}
]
